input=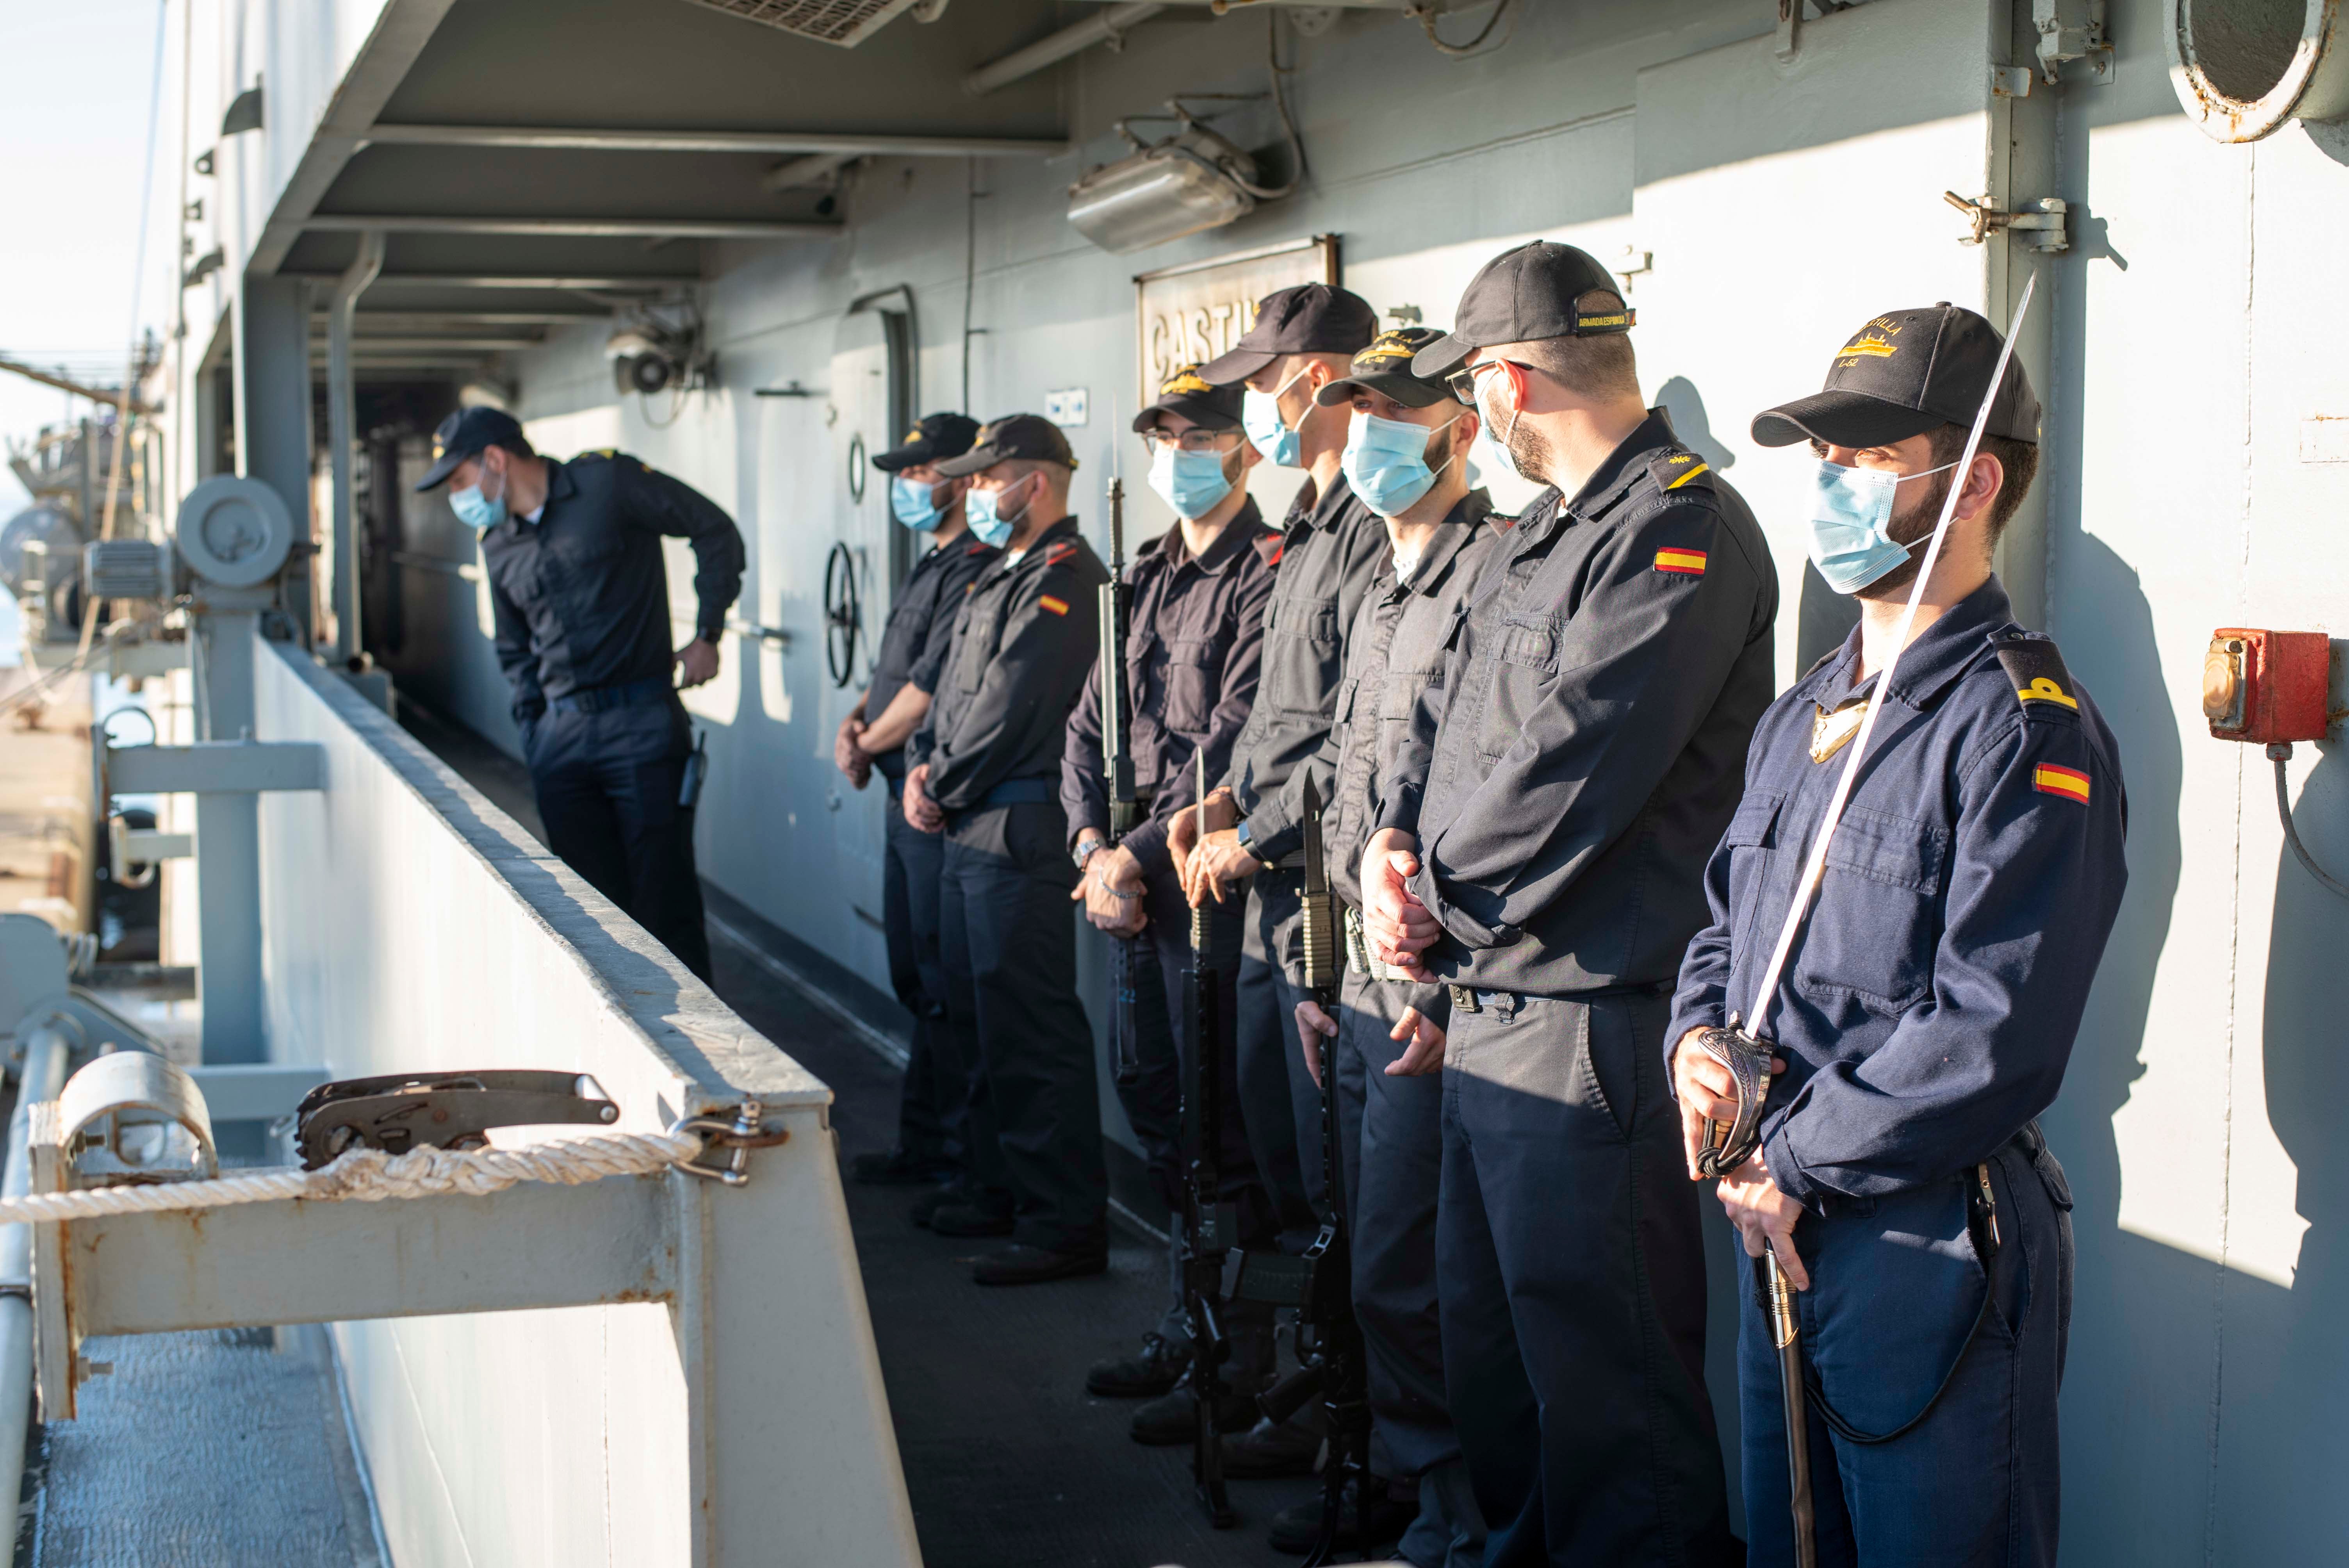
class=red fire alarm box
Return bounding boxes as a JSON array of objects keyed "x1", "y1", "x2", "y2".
[{"x1": 2203, "y1": 628, "x2": 2331, "y2": 743}]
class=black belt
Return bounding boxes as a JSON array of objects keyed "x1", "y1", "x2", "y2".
[
  {"x1": 547, "y1": 676, "x2": 674, "y2": 715},
  {"x1": 975, "y1": 777, "x2": 1058, "y2": 808},
  {"x1": 1447, "y1": 978, "x2": 1670, "y2": 1014}
]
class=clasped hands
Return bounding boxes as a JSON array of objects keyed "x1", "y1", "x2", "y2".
[
  {"x1": 1070, "y1": 841, "x2": 1148, "y2": 937},
  {"x1": 1672, "y1": 1028, "x2": 1808, "y2": 1290}
]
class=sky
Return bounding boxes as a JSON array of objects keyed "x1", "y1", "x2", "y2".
[{"x1": 0, "y1": 0, "x2": 178, "y2": 520}]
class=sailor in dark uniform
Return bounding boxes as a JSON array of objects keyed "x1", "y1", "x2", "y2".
[
  {"x1": 1670, "y1": 305, "x2": 2128, "y2": 1568},
  {"x1": 904, "y1": 414, "x2": 1114, "y2": 1286},
  {"x1": 417, "y1": 406, "x2": 743, "y2": 982},
  {"x1": 837, "y1": 413, "x2": 998, "y2": 1189},
  {"x1": 1360, "y1": 242, "x2": 1773, "y2": 1565},
  {"x1": 1172, "y1": 283, "x2": 1388, "y2": 1257},
  {"x1": 1289, "y1": 326, "x2": 1499, "y2": 1563},
  {"x1": 1059, "y1": 367, "x2": 1281, "y2": 1429}
]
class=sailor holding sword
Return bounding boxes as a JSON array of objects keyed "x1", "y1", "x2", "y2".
[{"x1": 1669, "y1": 291, "x2": 2129, "y2": 1567}]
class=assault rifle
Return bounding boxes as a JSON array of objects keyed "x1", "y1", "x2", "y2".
[
  {"x1": 1289, "y1": 773, "x2": 1372, "y2": 1564},
  {"x1": 1181, "y1": 747, "x2": 1237, "y2": 1527},
  {"x1": 1100, "y1": 469, "x2": 1141, "y2": 1085}
]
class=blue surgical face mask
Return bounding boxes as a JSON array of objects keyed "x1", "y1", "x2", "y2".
[
  {"x1": 1240, "y1": 367, "x2": 1310, "y2": 468},
  {"x1": 449, "y1": 465, "x2": 508, "y2": 533},
  {"x1": 1472, "y1": 375, "x2": 1527, "y2": 485},
  {"x1": 890, "y1": 474, "x2": 944, "y2": 532},
  {"x1": 1148, "y1": 443, "x2": 1234, "y2": 520},
  {"x1": 1342, "y1": 410, "x2": 1464, "y2": 518},
  {"x1": 1804, "y1": 457, "x2": 1963, "y2": 594},
  {"x1": 964, "y1": 476, "x2": 1028, "y2": 549}
]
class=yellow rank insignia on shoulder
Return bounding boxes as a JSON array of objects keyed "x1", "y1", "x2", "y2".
[
  {"x1": 1654, "y1": 547, "x2": 1707, "y2": 576},
  {"x1": 1038, "y1": 595, "x2": 1069, "y2": 616},
  {"x1": 2033, "y1": 763, "x2": 2091, "y2": 804}
]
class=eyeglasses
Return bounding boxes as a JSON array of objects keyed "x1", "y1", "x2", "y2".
[
  {"x1": 1140, "y1": 427, "x2": 1241, "y2": 454},
  {"x1": 1445, "y1": 358, "x2": 1532, "y2": 408}
]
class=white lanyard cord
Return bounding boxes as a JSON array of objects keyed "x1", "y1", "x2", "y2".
[{"x1": 1741, "y1": 273, "x2": 2038, "y2": 1039}]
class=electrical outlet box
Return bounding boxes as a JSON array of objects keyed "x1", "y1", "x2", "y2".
[{"x1": 2203, "y1": 628, "x2": 2331, "y2": 743}]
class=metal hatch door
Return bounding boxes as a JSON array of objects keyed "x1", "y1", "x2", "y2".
[
  {"x1": 1629, "y1": 0, "x2": 2025, "y2": 681},
  {"x1": 823, "y1": 303, "x2": 911, "y2": 970}
]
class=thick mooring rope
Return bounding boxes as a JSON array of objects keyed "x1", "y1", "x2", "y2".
[{"x1": 0, "y1": 1130, "x2": 706, "y2": 1224}]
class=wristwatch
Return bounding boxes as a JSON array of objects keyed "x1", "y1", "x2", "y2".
[
  {"x1": 1073, "y1": 837, "x2": 1107, "y2": 871},
  {"x1": 1233, "y1": 820, "x2": 1255, "y2": 854}
]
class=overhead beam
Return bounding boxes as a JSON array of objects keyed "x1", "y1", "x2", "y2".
[
  {"x1": 330, "y1": 310, "x2": 604, "y2": 324},
  {"x1": 308, "y1": 336, "x2": 542, "y2": 353},
  {"x1": 765, "y1": 153, "x2": 855, "y2": 192},
  {"x1": 304, "y1": 215, "x2": 839, "y2": 239},
  {"x1": 362, "y1": 124, "x2": 1070, "y2": 158},
  {"x1": 248, "y1": 0, "x2": 462, "y2": 278},
  {"x1": 285, "y1": 273, "x2": 699, "y2": 291}
]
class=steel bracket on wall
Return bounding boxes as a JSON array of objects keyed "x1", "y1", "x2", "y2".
[
  {"x1": 2031, "y1": 0, "x2": 2113, "y2": 85},
  {"x1": 1945, "y1": 191, "x2": 2070, "y2": 253}
]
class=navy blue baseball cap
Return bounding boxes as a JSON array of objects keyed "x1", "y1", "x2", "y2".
[
  {"x1": 873, "y1": 412, "x2": 980, "y2": 472},
  {"x1": 416, "y1": 406, "x2": 528, "y2": 491}
]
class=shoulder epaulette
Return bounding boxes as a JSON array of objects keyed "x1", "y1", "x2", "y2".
[
  {"x1": 1647, "y1": 450, "x2": 1712, "y2": 493},
  {"x1": 1044, "y1": 540, "x2": 1079, "y2": 566},
  {"x1": 1993, "y1": 632, "x2": 2081, "y2": 716},
  {"x1": 965, "y1": 540, "x2": 993, "y2": 556},
  {"x1": 573, "y1": 447, "x2": 617, "y2": 461}
]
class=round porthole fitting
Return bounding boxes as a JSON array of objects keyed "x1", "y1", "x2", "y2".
[{"x1": 2168, "y1": 0, "x2": 2349, "y2": 143}]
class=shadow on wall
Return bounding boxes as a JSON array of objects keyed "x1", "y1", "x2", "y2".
[
  {"x1": 2223, "y1": 738, "x2": 2349, "y2": 1555},
  {"x1": 2034, "y1": 531, "x2": 2215, "y2": 1564}
]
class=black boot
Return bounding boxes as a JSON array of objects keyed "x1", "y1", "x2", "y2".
[
  {"x1": 1130, "y1": 1365, "x2": 1261, "y2": 1446},
  {"x1": 1085, "y1": 1332, "x2": 1192, "y2": 1398},
  {"x1": 1267, "y1": 1475, "x2": 1418, "y2": 1556},
  {"x1": 851, "y1": 1148, "x2": 955, "y2": 1187},
  {"x1": 1221, "y1": 1415, "x2": 1324, "y2": 1479},
  {"x1": 971, "y1": 1242, "x2": 1109, "y2": 1286}
]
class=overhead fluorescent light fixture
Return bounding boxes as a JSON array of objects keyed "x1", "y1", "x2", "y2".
[
  {"x1": 1068, "y1": 96, "x2": 1302, "y2": 256},
  {"x1": 682, "y1": 0, "x2": 923, "y2": 48}
]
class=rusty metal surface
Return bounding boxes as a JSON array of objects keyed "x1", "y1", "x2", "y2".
[{"x1": 30, "y1": 1325, "x2": 383, "y2": 1568}]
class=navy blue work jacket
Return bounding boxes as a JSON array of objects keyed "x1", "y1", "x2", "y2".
[
  {"x1": 481, "y1": 451, "x2": 744, "y2": 725},
  {"x1": 1666, "y1": 577, "x2": 2129, "y2": 1207},
  {"x1": 1378, "y1": 410, "x2": 1779, "y2": 996}
]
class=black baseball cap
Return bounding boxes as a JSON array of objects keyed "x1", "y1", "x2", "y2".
[
  {"x1": 1411, "y1": 241, "x2": 1633, "y2": 380},
  {"x1": 1133, "y1": 365, "x2": 1244, "y2": 432},
  {"x1": 934, "y1": 413, "x2": 1080, "y2": 477},
  {"x1": 416, "y1": 406, "x2": 528, "y2": 491},
  {"x1": 873, "y1": 412, "x2": 979, "y2": 472},
  {"x1": 1316, "y1": 327, "x2": 1453, "y2": 409},
  {"x1": 1752, "y1": 304, "x2": 2041, "y2": 449},
  {"x1": 1197, "y1": 283, "x2": 1379, "y2": 385}
]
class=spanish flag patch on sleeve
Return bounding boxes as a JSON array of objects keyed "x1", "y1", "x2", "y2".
[
  {"x1": 1653, "y1": 547, "x2": 1708, "y2": 577},
  {"x1": 2032, "y1": 763, "x2": 2091, "y2": 804},
  {"x1": 1038, "y1": 595, "x2": 1069, "y2": 617}
]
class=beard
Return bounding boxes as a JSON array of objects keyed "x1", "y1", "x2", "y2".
[{"x1": 1853, "y1": 465, "x2": 1955, "y2": 600}]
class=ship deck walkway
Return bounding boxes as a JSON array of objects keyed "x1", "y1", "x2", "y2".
[{"x1": 399, "y1": 700, "x2": 1321, "y2": 1568}]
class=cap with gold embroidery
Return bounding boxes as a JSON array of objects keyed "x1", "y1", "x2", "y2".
[
  {"x1": 1315, "y1": 326, "x2": 1454, "y2": 409},
  {"x1": 1752, "y1": 303, "x2": 2040, "y2": 451},
  {"x1": 415, "y1": 406, "x2": 527, "y2": 492},
  {"x1": 1132, "y1": 364, "x2": 1244, "y2": 433},
  {"x1": 934, "y1": 413, "x2": 1080, "y2": 478},
  {"x1": 873, "y1": 412, "x2": 980, "y2": 473}
]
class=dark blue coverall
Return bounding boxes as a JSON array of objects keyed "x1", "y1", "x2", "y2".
[
  {"x1": 1222, "y1": 470, "x2": 1391, "y2": 1248},
  {"x1": 1061, "y1": 502, "x2": 1282, "y2": 1347},
  {"x1": 484, "y1": 451, "x2": 743, "y2": 982},
  {"x1": 868, "y1": 534, "x2": 1000, "y2": 1173},
  {"x1": 1667, "y1": 577, "x2": 2128, "y2": 1568},
  {"x1": 910, "y1": 517, "x2": 1114, "y2": 1256},
  {"x1": 1379, "y1": 413, "x2": 1776, "y2": 1566},
  {"x1": 1310, "y1": 490, "x2": 1498, "y2": 1568}
]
